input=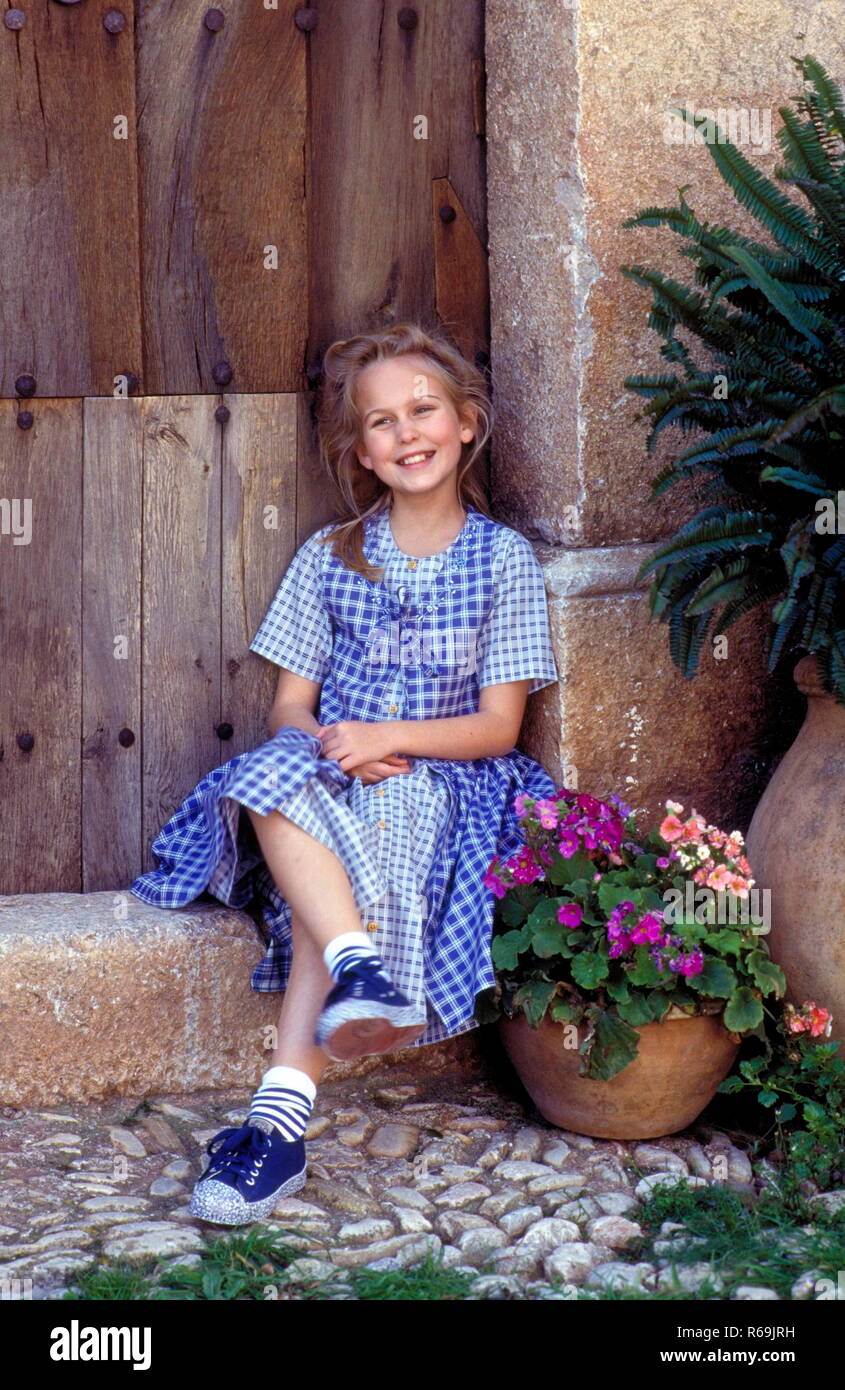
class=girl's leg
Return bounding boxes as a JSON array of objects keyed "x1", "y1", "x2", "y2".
[
  {"x1": 267, "y1": 911, "x2": 333, "y2": 1085},
  {"x1": 244, "y1": 803, "x2": 425, "y2": 1058},
  {"x1": 244, "y1": 805, "x2": 368, "y2": 950}
]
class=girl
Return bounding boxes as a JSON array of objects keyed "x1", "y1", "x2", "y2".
[{"x1": 129, "y1": 321, "x2": 559, "y2": 1226}]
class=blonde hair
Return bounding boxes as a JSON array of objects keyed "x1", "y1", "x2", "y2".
[{"x1": 312, "y1": 322, "x2": 494, "y2": 580}]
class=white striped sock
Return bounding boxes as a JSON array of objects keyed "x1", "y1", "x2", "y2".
[
  {"x1": 323, "y1": 931, "x2": 381, "y2": 982},
  {"x1": 248, "y1": 1065, "x2": 316, "y2": 1141}
]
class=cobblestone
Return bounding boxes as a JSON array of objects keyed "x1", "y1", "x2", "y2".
[{"x1": 0, "y1": 1063, "x2": 814, "y2": 1301}]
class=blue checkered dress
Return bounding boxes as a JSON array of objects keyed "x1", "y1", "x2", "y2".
[{"x1": 129, "y1": 503, "x2": 559, "y2": 1045}]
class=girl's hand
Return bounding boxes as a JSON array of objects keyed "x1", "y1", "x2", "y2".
[
  {"x1": 316, "y1": 720, "x2": 398, "y2": 772},
  {"x1": 352, "y1": 755, "x2": 413, "y2": 785}
]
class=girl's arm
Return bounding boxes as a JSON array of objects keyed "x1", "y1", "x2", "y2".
[
  {"x1": 390, "y1": 680, "x2": 532, "y2": 760},
  {"x1": 266, "y1": 668, "x2": 323, "y2": 738}
]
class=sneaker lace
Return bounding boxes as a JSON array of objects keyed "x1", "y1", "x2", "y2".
[
  {"x1": 203, "y1": 1124, "x2": 271, "y2": 1181},
  {"x1": 342, "y1": 957, "x2": 398, "y2": 999}
]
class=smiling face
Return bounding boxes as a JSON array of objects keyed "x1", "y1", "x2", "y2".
[{"x1": 353, "y1": 354, "x2": 476, "y2": 504}]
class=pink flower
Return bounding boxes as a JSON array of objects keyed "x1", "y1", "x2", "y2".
[
  {"x1": 557, "y1": 902, "x2": 583, "y2": 929},
  {"x1": 535, "y1": 798, "x2": 560, "y2": 829},
  {"x1": 513, "y1": 794, "x2": 528, "y2": 816},
  {"x1": 659, "y1": 814, "x2": 685, "y2": 842},
  {"x1": 705, "y1": 863, "x2": 733, "y2": 891},
  {"x1": 655, "y1": 856, "x2": 671, "y2": 869}
]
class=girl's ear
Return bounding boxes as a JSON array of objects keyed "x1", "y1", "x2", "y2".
[{"x1": 459, "y1": 403, "x2": 479, "y2": 442}]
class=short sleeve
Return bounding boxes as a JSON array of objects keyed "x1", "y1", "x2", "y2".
[
  {"x1": 248, "y1": 528, "x2": 334, "y2": 683},
  {"x1": 476, "y1": 532, "x2": 558, "y2": 694}
]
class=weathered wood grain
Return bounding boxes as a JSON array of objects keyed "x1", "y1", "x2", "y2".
[
  {"x1": 0, "y1": 400, "x2": 82, "y2": 890},
  {"x1": 0, "y1": 4, "x2": 142, "y2": 396},
  {"x1": 306, "y1": 0, "x2": 486, "y2": 353},
  {"x1": 141, "y1": 396, "x2": 221, "y2": 861},
  {"x1": 82, "y1": 397, "x2": 143, "y2": 891},
  {"x1": 137, "y1": 0, "x2": 307, "y2": 393},
  {"x1": 222, "y1": 392, "x2": 298, "y2": 753}
]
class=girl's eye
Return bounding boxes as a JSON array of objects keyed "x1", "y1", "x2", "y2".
[{"x1": 372, "y1": 405, "x2": 433, "y2": 427}]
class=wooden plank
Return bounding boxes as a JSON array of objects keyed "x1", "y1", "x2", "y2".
[
  {"x1": 432, "y1": 175, "x2": 489, "y2": 365},
  {"x1": 306, "y1": 0, "x2": 487, "y2": 352},
  {"x1": 0, "y1": 400, "x2": 82, "y2": 891},
  {"x1": 141, "y1": 397, "x2": 221, "y2": 863},
  {"x1": 222, "y1": 394, "x2": 298, "y2": 753},
  {"x1": 82, "y1": 398, "x2": 143, "y2": 890},
  {"x1": 295, "y1": 391, "x2": 339, "y2": 548},
  {"x1": 137, "y1": 0, "x2": 307, "y2": 394},
  {"x1": 0, "y1": 6, "x2": 141, "y2": 397}
]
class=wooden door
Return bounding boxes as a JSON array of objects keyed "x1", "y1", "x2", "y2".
[{"x1": 0, "y1": 0, "x2": 488, "y2": 892}]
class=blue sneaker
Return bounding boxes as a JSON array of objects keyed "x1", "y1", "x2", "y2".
[
  {"x1": 314, "y1": 957, "x2": 427, "y2": 1060},
  {"x1": 189, "y1": 1121, "x2": 307, "y2": 1225}
]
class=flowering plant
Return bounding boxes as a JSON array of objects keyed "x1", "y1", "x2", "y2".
[
  {"x1": 484, "y1": 790, "x2": 787, "y2": 1081},
  {"x1": 719, "y1": 998, "x2": 842, "y2": 1190}
]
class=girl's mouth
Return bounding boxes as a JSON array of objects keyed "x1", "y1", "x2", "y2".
[{"x1": 396, "y1": 450, "x2": 435, "y2": 468}]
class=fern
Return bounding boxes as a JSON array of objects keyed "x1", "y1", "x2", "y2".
[{"x1": 622, "y1": 55, "x2": 845, "y2": 707}]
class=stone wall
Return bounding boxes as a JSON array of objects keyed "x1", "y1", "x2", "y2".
[{"x1": 485, "y1": 0, "x2": 842, "y2": 831}]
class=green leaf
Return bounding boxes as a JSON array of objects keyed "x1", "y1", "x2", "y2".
[
  {"x1": 547, "y1": 849, "x2": 595, "y2": 887},
  {"x1": 513, "y1": 979, "x2": 558, "y2": 1027},
  {"x1": 550, "y1": 998, "x2": 581, "y2": 1024},
  {"x1": 757, "y1": 1089, "x2": 779, "y2": 1107},
  {"x1": 531, "y1": 925, "x2": 571, "y2": 959},
  {"x1": 571, "y1": 953, "x2": 610, "y2": 990},
  {"x1": 605, "y1": 977, "x2": 631, "y2": 1004},
  {"x1": 690, "y1": 957, "x2": 738, "y2": 997},
  {"x1": 723, "y1": 986, "x2": 764, "y2": 1032},
  {"x1": 527, "y1": 898, "x2": 562, "y2": 931},
  {"x1": 719, "y1": 1074, "x2": 745, "y2": 1094},
  {"x1": 703, "y1": 928, "x2": 744, "y2": 956},
  {"x1": 746, "y1": 950, "x2": 787, "y2": 996},
  {"x1": 583, "y1": 1011, "x2": 641, "y2": 1081},
  {"x1": 498, "y1": 895, "x2": 527, "y2": 927},
  {"x1": 491, "y1": 931, "x2": 524, "y2": 971},
  {"x1": 778, "y1": 1102, "x2": 797, "y2": 1122},
  {"x1": 626, "y1": 948, "x2": 664, "y2": 987},
  {"x1": 616, "y1": 993, "x2": 659, "y2": 1026}
]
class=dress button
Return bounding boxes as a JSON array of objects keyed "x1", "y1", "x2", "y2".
[
  {"x1": 408, "y1": 558, "x2": 418, "y2": 569},
  {"x1": 375, "y1": 788, "x2": 385, "y2": 795},
  {"x1": 377, "y1": 820, "x2": 387, "y2": 829},
  {"x1": 388, "y1": 703, "x2": 398, "y2": 714},
  {"x1": 366, "y1": 920, "x2": 379, "y2": 932}
]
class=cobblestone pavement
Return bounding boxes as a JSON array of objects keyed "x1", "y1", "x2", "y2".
[{"x1": 0, "y1": 1062, "x2": 831, "y2": 1301}]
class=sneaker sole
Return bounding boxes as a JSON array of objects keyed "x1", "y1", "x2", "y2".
[
  {"x1": 189, "y1": 1164, "x2": 307, "y2": 1226},
  {"x1": 320, "y1": 1014, "x2": 427, "y2": 1061}
]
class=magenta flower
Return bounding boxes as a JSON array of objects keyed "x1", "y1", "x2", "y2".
[
  {"x1": 629, "y1": 912, "x2": 664, "y2": 946},
  {"x1": 483, "y1": 859, "x2": 508, "y2": 899},
  {"x1": 557, "y1": 831, "x2": 580, "y2": 859},
  {"x1": 557, "y1": 902, "x2": 583, "y2": 928},
  {"x1": 507, "y1": 846, "x2": 544, "y2": 885},
  {"x1": 668, "y1": 950, "x2": 704, "y2": 978}
]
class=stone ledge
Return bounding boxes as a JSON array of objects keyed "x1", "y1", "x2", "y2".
[{"x1": 0, "y1": 892, "x2": 482, "y2": 1107}]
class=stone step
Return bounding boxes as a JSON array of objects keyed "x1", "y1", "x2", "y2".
[{"x1": 0, "y1": 892, "x2": 482, "y2": 1107}]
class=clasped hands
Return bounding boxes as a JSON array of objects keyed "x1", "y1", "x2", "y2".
[{"x1": 316, "y1": 719, "x2": 412, "y2": 784}]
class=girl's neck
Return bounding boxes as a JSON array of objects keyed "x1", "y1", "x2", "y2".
[{"x1": 387, "y1": 493, "x2": 467, "y2": 557}]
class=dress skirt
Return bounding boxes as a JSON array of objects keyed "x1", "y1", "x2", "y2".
[{"x1": 129, "y1": 724, "x2": 556, "y2": 1048}]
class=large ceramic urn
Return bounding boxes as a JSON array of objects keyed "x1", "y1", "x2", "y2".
[{"x1": 745, "y1": 653, "x2": 845, "y2": 1048}]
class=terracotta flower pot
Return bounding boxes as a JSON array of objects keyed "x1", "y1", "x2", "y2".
[
  {"x1": 498, "y1": 1008, "x2": 740, "y2": 1140},
  {"x1": 746, "y1": 653, "x2": 845, "y2": 1049}
]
